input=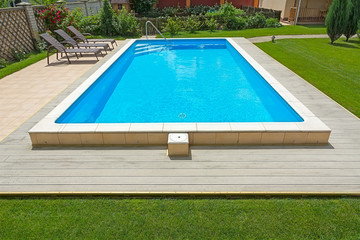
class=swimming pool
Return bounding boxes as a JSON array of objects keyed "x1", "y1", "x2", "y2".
[
  {"x1": 29, "y1": 38, "x2": 331, "y2": 146},
  {"x1": 57, "y1": 39, "x2": 302, "y2": 124}
]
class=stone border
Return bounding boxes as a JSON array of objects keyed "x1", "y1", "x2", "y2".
[{"x1": 29, "y1": 38, "x2": 331, "y2": 146}]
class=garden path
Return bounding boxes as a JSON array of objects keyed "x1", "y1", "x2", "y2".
[{"x1": 248, "y1": 34, "x2": 329, "y2": 43}]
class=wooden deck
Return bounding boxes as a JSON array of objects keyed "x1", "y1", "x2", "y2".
[{"x1": 0, "y1": 38, "x2": 359, "y2": 194}]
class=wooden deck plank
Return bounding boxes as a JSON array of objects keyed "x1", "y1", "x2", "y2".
[
  {"x1": 1, "y1": 161, "x2": 360, "y2": 170},
  {"x1": 1, "y1": 168, "x2": 360, "y2": 177},
  {"x1": 0, "y1": 185, "x2": 359, "y2": 193}
]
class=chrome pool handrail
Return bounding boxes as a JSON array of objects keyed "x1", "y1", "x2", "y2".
[{"x1": 145, "y1": 21, "x2": 169, "y2": 43}]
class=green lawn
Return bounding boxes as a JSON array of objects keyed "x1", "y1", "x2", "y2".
[
  {"x1": 256, "y1": 38, "x2": 360, "y2": 117},
  {"x1": 0, "y1": 198, "x2": 359, "y2": 239},
  {"x1": 161, "y1": 25, "x2": 326, "y2": 38},
  {"x1": 0, "y1": 51, "x2": 47, "y2": 80}
]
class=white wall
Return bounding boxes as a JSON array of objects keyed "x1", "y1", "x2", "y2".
[{"x1": 259, "y1": 0, "x2": 288, "y2": 18}]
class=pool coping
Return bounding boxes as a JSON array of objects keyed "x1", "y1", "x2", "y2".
[{"x1": 28, "y1": 38, "x2": 331, "y2": 146}]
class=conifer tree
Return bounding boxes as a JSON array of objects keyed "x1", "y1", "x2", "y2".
[
  {"x1": 344, "y1": 0, "x2": 360, "y2": 41},
  {"x1": 326, "y1": 0, "x2": 349, "y2": 44},
  {"x1": 100, "y1": 0, "x2": 118, "y2": 36}
]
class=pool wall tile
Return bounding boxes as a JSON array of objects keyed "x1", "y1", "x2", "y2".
[
  {"x1": 216, "y1": 133, "x2": 239, "y2": 144},
  {"x1": 261, "y1": 132, "x2": 285, "y2": 144},
  {"x1": 238, "y1": 132, "x2": 262, "y2": 144},
  {"x1": 283, "y1": 132, "x2": 309, "y2": 144},
  {"x1": 125, "y1": 133, "x2": 148, "y2": 145},
  {"x1": 29, "y1": 133, "x2": 38, "y2": 145},
  {"x1": 35, "y1": 133, "x2": 59, "y2": 145},
  {"x1": 103, "y1": 133, "x2": 126, "y2": 144},
  {"x1": 148, "y1": 133, "x2": 168, "y2": 145},
  {"x1": 80, "y1": 133, "x2": 104, "y2": 145},
  {"x1": 307, "y1": 132, "x2": 331, "y2": 144},
  {"x1": 188, "y1": 133, "x2": 195, "y2": 145},
  {"x1": 193, "y1": 133, "x2": 216, "y2": 145},
  {"x1": 58, "y1": 133, "x2": 81, "y2": 145}
]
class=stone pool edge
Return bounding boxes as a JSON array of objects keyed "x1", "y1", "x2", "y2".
[{"x1": 28, "y1": 38, "x2": 331, "y2": 146}]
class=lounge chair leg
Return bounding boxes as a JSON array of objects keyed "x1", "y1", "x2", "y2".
[
  {"x1": 114, "y1": 41, "x2": 117, "y2": 46},
  {"x1": 65, "y1": 52, "x2": 71, "y2": 64},
  {"x1": 104, "y1": 47, "x2": 107, "y2": 54},
  {"x1": 56, "y1": 52, "x2": 58, "y2": 60},
  {"x1": 75, "y1": 53, "x2": 79, "y2": 59},
  {"x1": 95, "y1": 53, "x2": 99, "y2": 61},
  {"x1": 47, "y1": 50, "x2": 50, "y2": 65}
]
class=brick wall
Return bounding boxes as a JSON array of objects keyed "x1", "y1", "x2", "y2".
[
  {"x1": 190, "y1": 0, "x2": 219, "y2": 6},
  {"x1": 157, "y1": 0, "x2": 186, "y2": 8},
  {"x1": 229, "y1": 0, "x2": 254, "y2": 8}
]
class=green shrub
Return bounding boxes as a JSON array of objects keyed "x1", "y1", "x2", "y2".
[
  {"x1": 0, "y1": 0, "x2": 12, "y2": 8},
  {"x1": 161, "y1": 6, "x2": 177, "y2": 17},
  {"x1": 343, "y1": 0, "x2": 360, "y2": 41},
  {"x1": 100, "y1": 0, "x2": 118, "y2": 36},
  {"x1": 246, "y1": 13, "x2": 267, "y2": 29},
  {"x1": 133, "y1": 0, "x2": 158, "y2": 15},
  {"x1": 265, "y1": 18, "x2": 282, "y2": 28},
  {"x1": 81, "y1": 15, "x2": 101, "y2": 35},
  {"x1": 30, "y1": 0, "x2": 58, "y2": 6},
  {"x1": 115, "y1": 8, "x2": 140, "y2": 37},
  {"x1": 62, "y1": 8, "x2": 101, "y2": 35},
  {"x1": 187, "y1": 4, "x2": 215, "y2": 15},
  {"x1": 147, "y1": 9, "x2": 162, "y2": 17},
  {"x1": 205, "y1": 17, "x2": 219, "y2": 32},
  {"x1": 206, "y1": 2, "x2": 245, "y2": 30},
  {"x1": 184, "y1": 15, "x2": 202, "y2": 33},
  {"x1": 35, "y1": 40, "x2": 47, "y2": 53},
  {"x1": 326, "y1": 0, "x2": 349, "y2": 44},
  {"x1": 60, "y1": 7, "x2": 82, "y2": 30},
  {"x1": 163, "y1": 17, "x2": 181, "y2": 35},
  {"x1": 11, "y1": 47, "x2": 26, "y2": 61},
  {"x1": 0, "y1": 58, "x2": 7, "y2": 69}
]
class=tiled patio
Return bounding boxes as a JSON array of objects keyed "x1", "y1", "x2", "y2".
[
  {"x1": 0, "y1": 38, "x2": 359, "y2": 195},
  {"x1": 0, "y1": 42, "x2": 124, "y2": 141}
]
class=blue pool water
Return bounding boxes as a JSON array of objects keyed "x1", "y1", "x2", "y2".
[{"x1": 57, "y1": 39, "x2": 303, "y2": 123}]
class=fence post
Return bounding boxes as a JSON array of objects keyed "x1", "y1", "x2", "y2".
[
  {"x1": 80, "y1": 0, "x2": 89, "y2": 16},
  {"x1": 16, "y1": 2, "x2": 40, "y2": 42}
]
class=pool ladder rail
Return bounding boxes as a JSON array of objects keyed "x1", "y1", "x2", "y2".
[{"x1": 145, "y1": 20, "x2": 169, "y2": 44}]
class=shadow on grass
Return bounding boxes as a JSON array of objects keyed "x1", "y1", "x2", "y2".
[
  {"x1": 299, "y1": 24, "x2": 325, "y2": 29},
  {"x1": 331, "y1": 42, "x2": 359, "y2": 49},
  {"x1": 346, "y1": 39, "x2": 360, "y2": 44}
]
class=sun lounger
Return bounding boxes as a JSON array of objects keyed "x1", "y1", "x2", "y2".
[
  {"x1": 40, "y1": 33, "x2": 102, "y2": 65},
  {"x1": 67, "y1": 26, "x2": 117, "y2": 49},
  {"x1": 54, "y1": 29, "x2": 110, "y2": 54}
]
